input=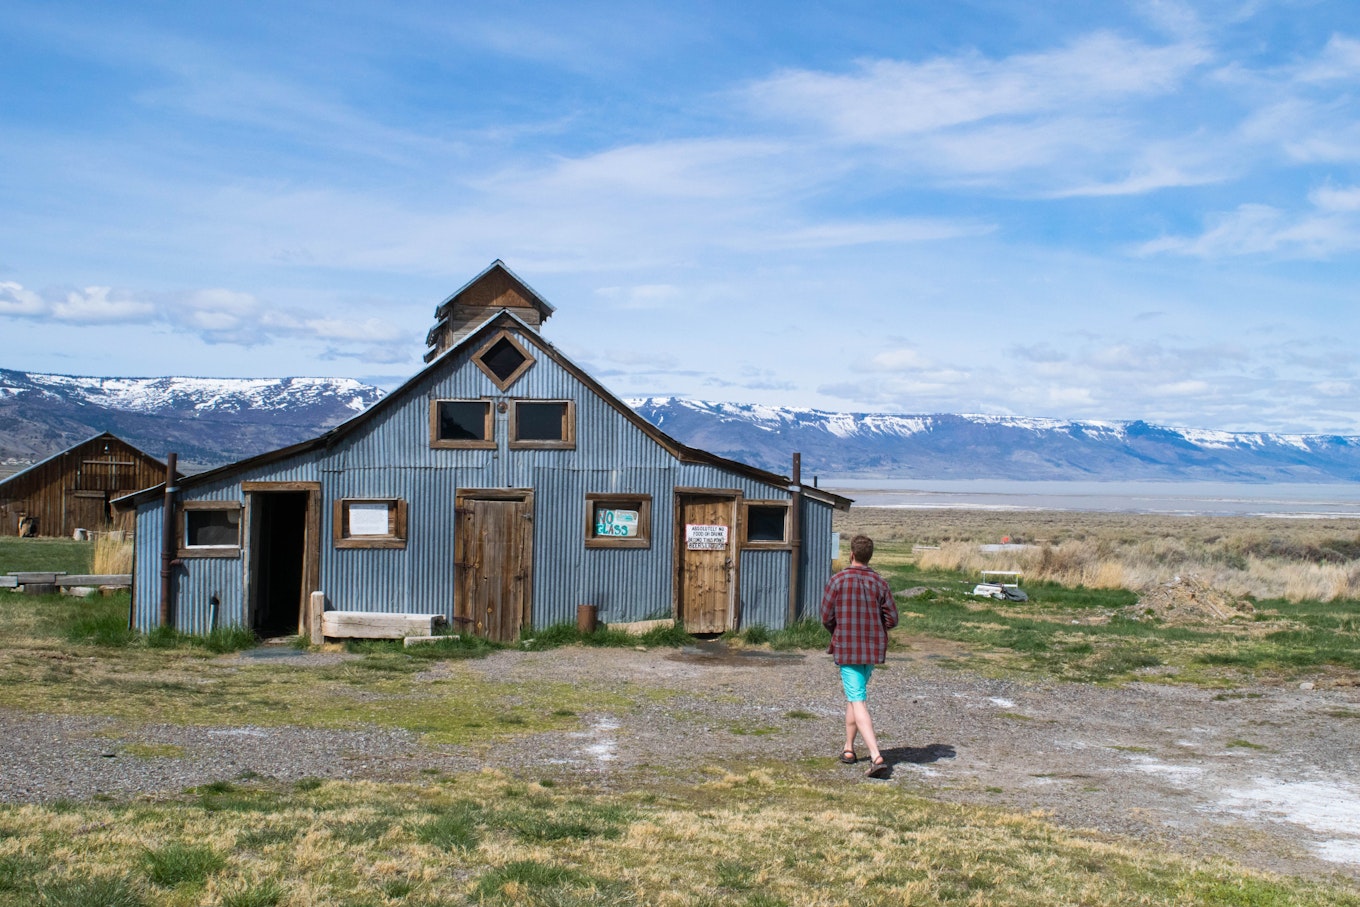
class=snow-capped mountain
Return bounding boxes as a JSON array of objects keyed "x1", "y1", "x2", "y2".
[
  {"x1": 4, "y1": 370, "x2": 1359, "y2": 482},
  {"x1": 627, "y1": 397, "x2": 1360, "y2": 482},
  {"x1": 0, "y1": 369, "x2": 385, "y2": 470}
]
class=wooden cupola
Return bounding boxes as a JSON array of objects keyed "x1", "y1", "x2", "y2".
[{"x1": 423, "y1": 260, "x2": 555, "y2": 362}]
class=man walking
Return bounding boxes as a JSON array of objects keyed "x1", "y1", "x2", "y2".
[{"x1": 821, "y1": 534, "x2": 898, "y2": 778}]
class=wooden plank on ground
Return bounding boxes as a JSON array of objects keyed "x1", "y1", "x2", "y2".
[
  {"x1": 321, "y1": 611, "x2": 442, "y2": 639},
  {"x1": 56, "y1": 575, "x2": 132, "y2": 587},
  {"x1": 0, "y1": 576, "x2": 17, "y2": 588},
  {"x1": 10, "y1": 572, "x2": 61, "y2": 584}
]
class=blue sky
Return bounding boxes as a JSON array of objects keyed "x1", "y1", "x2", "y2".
[{"x1": 3, "y1": 1, "x2": 1360, "y2": 433}]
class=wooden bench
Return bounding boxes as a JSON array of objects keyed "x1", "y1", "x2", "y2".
[{"x1": 306, "y1": 594, "x2": 446, "y2": 642}]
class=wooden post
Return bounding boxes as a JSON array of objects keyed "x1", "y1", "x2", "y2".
[
  {"x1": 577, "y1": 604, "x2": 597, "y2": 635},
  {"x1": 308, "y1": 591, "x2": 326, "y2": 645}
]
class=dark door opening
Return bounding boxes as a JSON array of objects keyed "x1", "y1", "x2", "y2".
[{"x1": 253, "y1": 491, "x2": 308, "y2": 637}]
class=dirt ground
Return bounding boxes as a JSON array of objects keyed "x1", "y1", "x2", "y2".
[{"x1": 3, "y1": 640, "x2": 1359, "y2": 886}]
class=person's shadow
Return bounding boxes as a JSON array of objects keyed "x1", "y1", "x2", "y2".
[{"x1": 873, "y1": 743, "x2": 956, "y2": 779}]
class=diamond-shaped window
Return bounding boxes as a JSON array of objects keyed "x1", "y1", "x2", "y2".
[{"x1": 473, "y1": 331, "x2": 534, "y2": 390}]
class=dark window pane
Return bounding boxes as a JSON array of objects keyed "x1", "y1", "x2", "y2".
[
  {"x1": 186, "y1": 509, "x2": 239, "y2": 547},
  {"x1": 516, "y1": 402, "x2": 566, "y2": 441},
  {"x1": 479, "y1": 337, "x2": 528, "y2": 382},
  {"x1": 747, "y1": 506, "x2": 786, "y2": 542},
  {"x1": 438, "y1": 401, "x2": 489, "y2": 440}
]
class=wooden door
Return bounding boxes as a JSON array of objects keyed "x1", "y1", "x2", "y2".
[
  {"x1": 676, "y1": 493, "x2": 737, "y2": 634},
  {"x1": 456, "y1": 491, "x2": 533, "y2": 642},
  {"x1": 70, "y1": 491, "x2": 109, "y2": 534}
]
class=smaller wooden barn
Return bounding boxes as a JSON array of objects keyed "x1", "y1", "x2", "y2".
[
  {"x1": 119, "y1": 261, "x2": 850, "y2": 641},
  {"x1": 0, "y1": 432, "x2": 171, "y2": 538}
]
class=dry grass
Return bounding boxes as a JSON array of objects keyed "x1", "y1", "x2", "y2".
[
  {"x1": 90, "y1": 534, "x2": 133, "y2": 574},
  {"x1": 3, "y1": 771, "x2": 1356, "y2": 906},
  {"x1": 837, "y1": 508, "x2": 1360, "y2": 601}
]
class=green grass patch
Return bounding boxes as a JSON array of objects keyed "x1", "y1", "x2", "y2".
[
  {"x1": 142, "y1": 842, "x2": 225, "y2": 887},
  {"x1": 0, "y1": 537, "x2": 93, "y2": 574}
]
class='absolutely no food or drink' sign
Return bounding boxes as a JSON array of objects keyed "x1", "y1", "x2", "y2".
[{"x1": 685, "y1": 524, "x2": 728, "y2": 550}]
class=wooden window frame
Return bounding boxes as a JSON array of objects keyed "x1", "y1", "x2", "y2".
[
  {"x1": 585, "y1": 493, "x2": 652, "y2": 549},
  {"x1": 742, "y1": 500, "x2": 791, "y2": 549},
  {"x1": 472, "y1": 329, "x2": 535, "y2": 390},
  {"x1": 429, "y1": 398, "x2": 496, "y2": 449},
  {"x1": 177, "y1": 500, "x2": 242, "y2": 558},
  {"x1": 333, "y1": 498, "x2": 408, "y2": 549},
  {"x1": 509, "y1": 399, "x2": 577, "y2": 450}
]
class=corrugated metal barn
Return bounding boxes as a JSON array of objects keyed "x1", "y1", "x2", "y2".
[
  {"x1": 120, "y1": 261, "x2": 849, "y2": 641},
  {"x1": 1, "y1": 432, "x2": 170, "y2": 538}
]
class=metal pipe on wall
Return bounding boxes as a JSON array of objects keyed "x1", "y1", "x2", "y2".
[
  {"x1": 787, "y1": 452, "x2": 803, "y2": 627},
  {"x1": 159, "y1": 452, "x2": 177, "y2": 628}
]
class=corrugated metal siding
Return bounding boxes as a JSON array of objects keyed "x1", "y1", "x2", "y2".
[
  {"x1": 134, "y1": 322, "x2": 820, "y2": 635},
  {"x1": 131, "y1": 500, "x2": 163, "y2": 631},
  {"x1": 797, "y1": 498, "x2": 837, "y2": 620},
  {"x1": 739, "y1": 549, "x2": 792, "y2": 630}
]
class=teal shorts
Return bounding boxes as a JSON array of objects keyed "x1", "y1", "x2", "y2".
[{"x1": 839, "y1": 664, "x2": 874, "y2": 703}]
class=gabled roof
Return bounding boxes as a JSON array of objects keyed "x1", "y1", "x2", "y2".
[
  {"x1": 115, "y1": 309, "x2": 850, "y2": 511},
  {"x1": 424, "y1": 259, "x2": 554, "y2": 349},
  {"x1": 1, "y1": 431, "x2": 171, "y2": 493}
]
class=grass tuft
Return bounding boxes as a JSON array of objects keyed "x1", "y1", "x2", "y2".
[{"x1": 142, "y1": 843, "x2": 225, "y2": 887}]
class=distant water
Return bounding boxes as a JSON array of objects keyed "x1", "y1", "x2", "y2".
[{"x1": 819, "y1": 479, "x2": 1360, "y2": 518}]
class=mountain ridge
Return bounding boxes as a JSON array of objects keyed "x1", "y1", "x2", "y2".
[{"x1": 3, "y1": 369, "x2": 1359, "y2": 482}]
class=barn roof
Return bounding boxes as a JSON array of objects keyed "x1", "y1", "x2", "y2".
[
  {"x1": 115, "y1": 306, "x2": 850, "y2": 511},
  {"x1": 1, "y1": 432, "x2": 170, "y2": 494},
  {"x1": 424, "y1": 259, "x2": 555, "y2": 351}
]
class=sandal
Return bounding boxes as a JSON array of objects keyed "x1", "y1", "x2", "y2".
[
  {"x1": 866, "y1": 756, "x2": 889, "y2": 778},
  {"x1": 839, "y1": 750, "x2": 858, "y2": 764}
]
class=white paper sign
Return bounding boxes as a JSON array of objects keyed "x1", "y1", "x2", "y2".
[
  {"x1": 348, "y1": 502, "x2": 391, "y2": 536},
  {"x1": 686, "y1": 523, "x2": 729, "y2": 550}
]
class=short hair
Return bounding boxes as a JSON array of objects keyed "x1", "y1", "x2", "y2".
[{"x1": 850, "y1": 534, "x2": 874, "y2": 564}]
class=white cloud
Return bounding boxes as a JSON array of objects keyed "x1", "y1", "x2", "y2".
[
  {"x1": 0, "y1": 282, "x2": 46, "y2": 316},
  {"x1": 51, "y1": 287, "x2": 155, "y2": 323},
  {"x1": 747, "y1": 33, "x2": 1206, "y2": 143},
  {"x1": 1139, "y1": 203, "x2": 1360, "y2": 258}
]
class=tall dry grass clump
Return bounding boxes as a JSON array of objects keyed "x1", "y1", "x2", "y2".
[
  {"x1": 92, "y1": 533, "x2": 134, "y2": 574},
  {"x1": 843, "y1": 508, "x2": 1360, "y2": 601}
]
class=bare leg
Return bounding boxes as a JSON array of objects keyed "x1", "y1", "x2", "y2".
[
  {"x1": 849, "y1": 700, "x2": 882, "y2": 762},
  {"x1": 844, "y1": 703, "x2": 858, "y2": 754}
]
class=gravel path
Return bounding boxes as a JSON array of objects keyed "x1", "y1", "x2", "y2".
[{"x1": 4, "y1": 640, "x2": 1358, "y2": 883}]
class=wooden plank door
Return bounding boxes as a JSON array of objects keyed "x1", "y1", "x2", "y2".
[
  {"x1": 456, "y1": 491, "x2": 533, "y2": 642},
  {"x1": 676, "y1": 493, "x2": 737, "y2": 634}
]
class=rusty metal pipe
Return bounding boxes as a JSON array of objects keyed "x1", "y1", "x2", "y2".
[
  {"x1": 787, "y1": 452, "x2": 803, "y2": 627},
  {"x1": 159, "y1": 452, "x2": 177, "y2": 629}
]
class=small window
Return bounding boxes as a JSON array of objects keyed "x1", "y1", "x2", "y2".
[
  {"x1": 510, "y1": 400, "x2": 576, "y2": 449},
  {"x1": 473, "y1": 330, "x2": 535, "y2": 390},
  {"x1": 178, "y1": 501, "x2": 241, "y2": 558},
  {"x1": 334, "y1": 499, "x2": 408, "y2": 549},
  {"x1": 744, "y1": 502, "x2": 790, "y2": 547},
  {"x1": 585, "y1": 494, "x2": 652, "y2": 549},
  {"x1": 430, "y1": 399, "x2": 495, "y2": 449}
]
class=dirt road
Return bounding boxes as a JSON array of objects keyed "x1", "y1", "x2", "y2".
[{"x1": 4, "y1": 640, "x2": 1358, "y2": 884}]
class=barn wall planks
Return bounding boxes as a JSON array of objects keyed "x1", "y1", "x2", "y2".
[{"x1": 0, "y1": 434, "x2": 168, "y2": 538}]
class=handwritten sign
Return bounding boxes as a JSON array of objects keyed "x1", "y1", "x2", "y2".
[
  {"x1": 595, "y1": 508, "x2": 639, "y2": 538},
  {"x1": 685, "y1": 523, "x2": 729, "y2": 550}
]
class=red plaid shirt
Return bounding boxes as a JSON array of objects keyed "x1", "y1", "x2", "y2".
[{"x1": 820, "y1": 564, "x2": 898, "y2": 665}]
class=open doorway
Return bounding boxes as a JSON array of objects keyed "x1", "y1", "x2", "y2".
[{"x1": 246, "y1": 485, "x2": 318, "y2": 638}]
